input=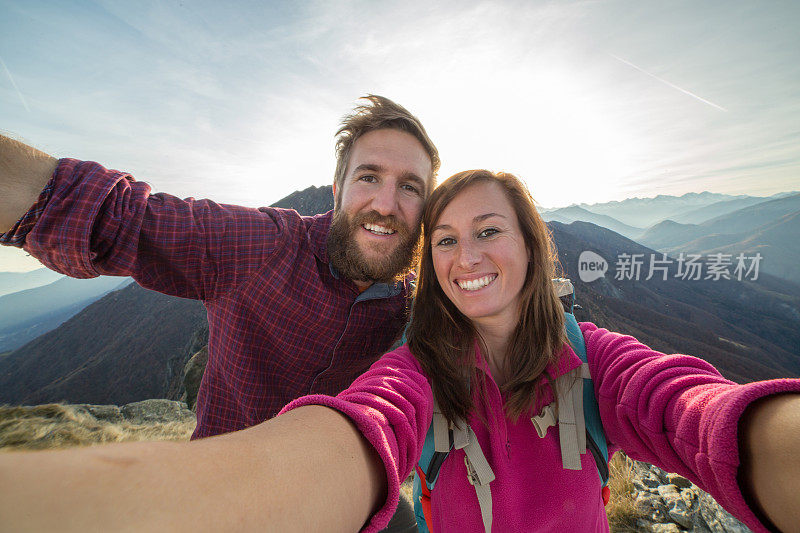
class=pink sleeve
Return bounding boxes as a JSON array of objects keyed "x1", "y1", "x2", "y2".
[
  {"x1": 280, "y1": 344, "x2": 433, "y2": 532},
  {"x1": 582, "y1": 322, "x2": 800, "y2": 533}
]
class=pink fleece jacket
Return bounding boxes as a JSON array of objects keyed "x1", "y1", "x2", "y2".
[{"x1": 281, "y1": 323, "x2": 800, "y2": 532}]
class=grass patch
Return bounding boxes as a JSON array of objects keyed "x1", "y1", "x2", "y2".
[
  {"x1": 0, "y1": 403, "x2": 195, "y2": 451},
  {"x1": 606, "y1": 453, "x2": 647, "y2": 532}
]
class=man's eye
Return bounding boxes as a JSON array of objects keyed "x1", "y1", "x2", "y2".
[
  {"x1": 401, "y1": 183, "x2": 420, "y2": 195},
  {"x1": 435, "y1": 237, "x2": 456, "y2": 247},
  {"x1": 478, "y1": 228, "x2": 499, "y2": 238},
  {"x1": 359, "y1": 175, "x2": 377, "y2": 183}
]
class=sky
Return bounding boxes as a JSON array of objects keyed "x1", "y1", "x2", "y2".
[{"x1": 1, "y1": 0, "x2": 799, "y2": 271}]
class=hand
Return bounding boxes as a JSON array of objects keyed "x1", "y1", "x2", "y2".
[{"x1": 740, "y1": 393, "x2": 800, "y2": 532}]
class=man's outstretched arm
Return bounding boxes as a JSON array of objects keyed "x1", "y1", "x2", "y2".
[{"x1": 0, "y1": 134, "x2": 58, "y2": 231}]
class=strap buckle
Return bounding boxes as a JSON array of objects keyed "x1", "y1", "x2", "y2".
[{"x1": 464, "y1": 456, "x2": 479, "y2": 486}]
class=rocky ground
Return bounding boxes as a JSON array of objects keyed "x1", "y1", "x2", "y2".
[{"x1": 619, "y1": 459, "x2": 751, "y2": 532}]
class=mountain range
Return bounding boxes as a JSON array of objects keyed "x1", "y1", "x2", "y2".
[
  {"x1": 638, "y1": 193, "x2": 800, "y2": 284},
  {"x1": 0, "y1": 268, "x2": 64, "y2": 297},
  {"x1": 0, "y1": 276, "x2": 133, "y2": 353}
]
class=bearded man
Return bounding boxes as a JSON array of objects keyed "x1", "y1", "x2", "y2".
[{"x1": 0, "y1": 95, "x2": 438, "y2": 532}]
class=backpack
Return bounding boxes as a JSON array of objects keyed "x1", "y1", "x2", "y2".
[{"x1": 411, "y1": 278, "x2": 610, "y2": 533}]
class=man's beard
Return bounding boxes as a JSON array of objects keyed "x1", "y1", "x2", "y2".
[{"x1": 327, "y1": 209, "x2": 421, "y2": 285}]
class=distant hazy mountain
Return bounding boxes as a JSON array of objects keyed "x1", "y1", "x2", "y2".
[
  {"x1": 664, "y1": 210, "x2": 800, "y2": 285},
  {"x1": 0, "y1": 268, "x2": 63, "y2": 297},
  {"x1": 769, "y1": 191, "x2": 800, "y2": 199},
  {"x1": 669, "y1": 196, "x2": 769, "y2": 225},
  {"x1": 700, "y1": 193, "x2": 800, "y2": 234},
  {"x1": 540, "y1": 206, "x2": 643, "y2": 239},
  {"x1": 0, "y1": 276, "x2": 133, "y2": 353},
  {"x1": 575, "y1": 191, "x2": 745, "y2": 228},
  {"x1": 639, "y1": 193, "x2": 800, "y2": 252}
]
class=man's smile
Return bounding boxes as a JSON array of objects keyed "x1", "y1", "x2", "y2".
[{"x1": 362, "y1": 223, "x2": 397, "y2": 236}]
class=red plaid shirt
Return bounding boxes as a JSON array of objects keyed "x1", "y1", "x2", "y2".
[{"x1": 1, "y1": 159, "x2": 412, "y2": 438}]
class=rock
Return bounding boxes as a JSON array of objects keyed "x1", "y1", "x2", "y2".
[
  {"x1": 667, "y1": 497, "x2": 694, "y2": 528},
  {"x1": 648, "y1": 464, "x2": 669, "y2": 484},
  {"x1": 74, "y1": 404, "x2": 123, "y2": 423},
  {"x1": 120, "y1": 399, "x2": 195, "y2": 424},
  {"x1": 667, "y1": 473, "x2": 692, "y2": 489},
  {"x1": 636, "y1": 493, "x2": 670, "y2": 523},
  {"x1": 694, "y1": 491, "x2": 752, "y2": 533},
  {"x1": 656, "y1": 482, "x2": 698, "y2": 529},
  {"x1": 183, "y1": 345, "x2": 208, "y2": 412},
  {"x1": 657, "y1": 484, "x2": 680, "y2": 498},
  {"x1": 650, "y1": 524, "x2": 681, "y2": 533},
  {"x1": 619, "y1": 458, "x2": 751, "y2": 533},
  {"x1": 166, "y1": 324, "x2": 209, "y2": 400}
]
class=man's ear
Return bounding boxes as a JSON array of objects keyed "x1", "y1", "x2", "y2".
[{"x1": 332, "y1": 182, "x2": 338, "y2": 206}]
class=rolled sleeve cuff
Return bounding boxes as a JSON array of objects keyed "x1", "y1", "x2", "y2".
[
  {"x1": 19, "y1": 158, "x2": 138, "y2": 278},
  {"x1": 0, "y1": 170, "x2": 57, "y2": 247},
  {"x1": 280, "y1": 394, "x2": 401, "y2": 533},
  {"x1": 712, "y1": 379, "x2": 800, "y2": 533}
]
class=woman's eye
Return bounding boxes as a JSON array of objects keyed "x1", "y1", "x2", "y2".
[
  {"x1": 435, "y1": 237, "x2": 456, "y2": 247},
  {"x1": 478, "y1": 228, "x2": 499, "y2": 238}
]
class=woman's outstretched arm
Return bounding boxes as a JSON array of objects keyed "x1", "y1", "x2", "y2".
[{"x1": 0, "y1": 405, "x2": 386, "y2": 533}]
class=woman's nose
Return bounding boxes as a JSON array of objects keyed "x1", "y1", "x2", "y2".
[{"x1": 457, "y1": 241, "x2": 481, "y2": 269}]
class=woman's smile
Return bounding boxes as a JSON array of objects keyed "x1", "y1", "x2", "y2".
[{"x1": 455, "y1": 273, "x2": 498, "y2": 291}]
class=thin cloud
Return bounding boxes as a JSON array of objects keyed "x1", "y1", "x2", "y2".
[
  {"x1": 610, "y1": 54, "x2": 728, "y2": 112},
  {"x1": 0, "y1": 54, "x2": 30, "y2": 112}
]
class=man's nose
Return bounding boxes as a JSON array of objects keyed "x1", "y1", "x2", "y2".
[{"x1": 370, "y1": 184, "x2": 399, "y2": 216}]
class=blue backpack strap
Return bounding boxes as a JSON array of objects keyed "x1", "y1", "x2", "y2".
[
  {"x1": 562, "y1": 301, "x2": 610, "y2": 486},
  {"x1": 413, "y1": 404, "x2": 454, "y2": 532},
  {"x1": 412, "y1": 424, "x2": 436, "y2": 533}
]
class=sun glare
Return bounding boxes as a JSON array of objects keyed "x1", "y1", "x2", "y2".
[{"x1": 432, "y1": 68, "x2": 645, "y2": 208}]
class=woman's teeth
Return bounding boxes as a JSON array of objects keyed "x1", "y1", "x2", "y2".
[
  {"x1": 457, "y1": 275, "x2": 497, "y2": 291},
  {"x1": 363, "y1": 223, "x2": 395, "y2": 235}
]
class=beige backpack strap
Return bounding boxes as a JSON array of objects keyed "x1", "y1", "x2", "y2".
[
  {"x1": 452, "y1": 420, "x2": 495, "y2": 532},
  {"x1": 556, "y1": 363, "x2": 591, "y2": 470},
  {"x1": 432, "y1": 400, "x2": 450, "y2": 453}
]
